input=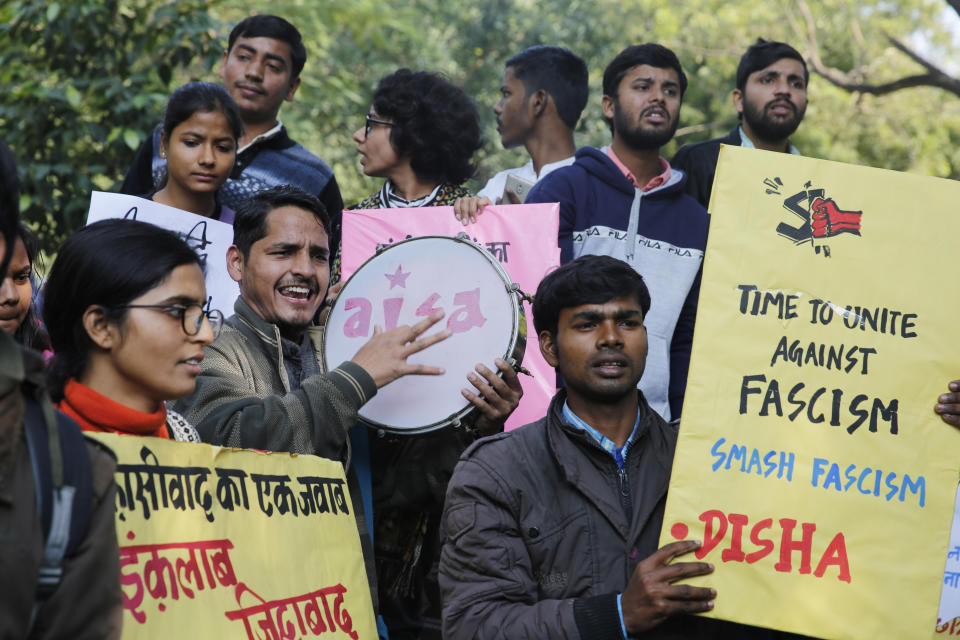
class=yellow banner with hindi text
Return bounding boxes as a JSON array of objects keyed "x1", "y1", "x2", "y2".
[{"x1": 90, "y1": 433, "x2": 376, "y2": 640}]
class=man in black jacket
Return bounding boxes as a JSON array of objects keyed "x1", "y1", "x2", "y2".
[
  {"x1": 440, "y1": 255, "x2": 720, "y2": 639},
  {"x1": 672, "y1": 39, "x2": 808, "y2": 209}
]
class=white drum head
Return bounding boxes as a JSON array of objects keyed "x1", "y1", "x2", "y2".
[{"x1": 323, "y1": 236, "x2": 519, "y2": 434}]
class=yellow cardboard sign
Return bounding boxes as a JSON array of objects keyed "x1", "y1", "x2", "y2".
[
  {"x1": 90, "y1": 433, "x2": 376, "y2": 640},
  {"x1": 659, "y1": 146, "x2": 960, "y2": 640}
]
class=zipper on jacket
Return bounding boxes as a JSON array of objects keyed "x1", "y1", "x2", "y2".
[{"x1": 617, "y1": 465, "x2": 632, "y2": 521}]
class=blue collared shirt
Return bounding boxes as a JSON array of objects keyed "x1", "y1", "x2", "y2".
[{"x1": 562, "y1": 401, "x2": 641, "y2": 469}]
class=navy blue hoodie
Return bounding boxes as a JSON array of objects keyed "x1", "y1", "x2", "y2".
[{"x1": 526, "y1": 146, "x2": 709, "y2": 421}]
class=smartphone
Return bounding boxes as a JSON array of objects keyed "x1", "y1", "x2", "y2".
[{"x1": 503, "y1": 173, "x2": 536, "y2": 203}]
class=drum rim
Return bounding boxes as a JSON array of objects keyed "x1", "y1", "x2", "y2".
[{"x1": 321, "y1": 234, "x2": 523, "y2": 435}]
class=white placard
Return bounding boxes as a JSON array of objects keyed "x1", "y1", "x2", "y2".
[
  {"x1": 937, "y1": 484, "x2": 960, "y2": 635},
  {"x1": 86, "y1": 192, "x2": 238, "y2": 316}
]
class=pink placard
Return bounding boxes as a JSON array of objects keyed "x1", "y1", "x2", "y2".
[{"x1": 340, "y1": 203, "x2": 560, "y2": 429}]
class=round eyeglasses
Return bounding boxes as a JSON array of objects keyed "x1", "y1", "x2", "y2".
[{"x1": 115, "y1": 303, "x2": 225, "y2": 340}]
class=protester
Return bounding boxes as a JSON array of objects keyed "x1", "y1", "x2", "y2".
[
  {"x1": 121, "y1": 15, "x2": 345, "y2": 256},
  {"x1": 338, "y1": 66, "x2": 518, "y2": 639},
  {"x1": 672, "y1": 39, "x2": 808, "y2": 208},
  {"x1": 0, "y1": 140, "x2": 123, "y2": 639},
  {"x1": 43, "y1": 219, "x2": 221, "y2": 441},
  {"x1": 454, "y1": 45, "x2": 589, "y2": 222},
  {"x1": 172, "y1": 184, "x2": 517, "y2": 639},
  {"x1": 440, "y1": 254, "x2": 732, "y2": 639},
  {"x1": 340, "y1": 66, "x2": 484, "y2": 284},
  {"x1": 172, "y1": 185, "x2": 446, "y2": 622},
  {"x1": 1, "y1": 223, "x2": 49, "y2": 350},
  {"x1": 525, "y1": 43, "x2": 708, "y2": 423},
  {"x1": 348, "y1": 68, "x2": 482, "y2": 214},
  {"x1": 147, "y1": 82, "x2": 242, "y2": 222},
  {"x1": 336, "y1": 67, "x2": 484, "y2": 278}
]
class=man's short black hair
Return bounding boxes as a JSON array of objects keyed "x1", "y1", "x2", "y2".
[
  {"x1": 372, "y1": 69, "x2": 482, "y2": 186},
  {"x1": 228, "y1": 15, "x2": 306, "y2": 79},
  {"x1": 735, "y1": 39, "x2": 808, "y2": 93},
  {"x1": 233, "y1": 185, "x2": 329, "y2": 258},
  {"x1": 533, "y1": 255, "x2": 651, "y2": 338},
  {"x1": 506, "y1": 46, "x2": 589, "y2": 130},
  {"x1": 602, "y1": 43, "x2": 687, "y2": 100}
]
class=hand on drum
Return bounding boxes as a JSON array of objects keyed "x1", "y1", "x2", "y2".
[
  {"x1": 350, "y1": 309, "x2": 452, "y2": 388},
  {"x1": 462, "y1": 357, "x2": 523, "y2": 437}
]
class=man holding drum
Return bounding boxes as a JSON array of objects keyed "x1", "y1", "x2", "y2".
[{"x1": 173, "y1": 185, "x2": 520, "y2": 621}]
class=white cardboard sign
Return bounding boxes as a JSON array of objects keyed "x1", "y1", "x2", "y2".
[{"x1": 86, "y1": 192, "x2": 238, "y2": 316}]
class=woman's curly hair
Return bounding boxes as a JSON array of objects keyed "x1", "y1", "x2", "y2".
[{"x1": 372, "y1": 69, "x2": 482, "y2": 186}]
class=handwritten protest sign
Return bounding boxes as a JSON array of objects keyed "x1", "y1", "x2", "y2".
[
  {"x1": 86, "y1": 192, "x2": 237, "y2": 316},
  {"x1": 90, "y1": 433, "x2": 376, "y2": 640},
  {"x1": 338, "y1": 204, "x2": 560, "y2": 429},
  {"x1": 658, "y1": 146, "x2": 960, "y2": 639}
]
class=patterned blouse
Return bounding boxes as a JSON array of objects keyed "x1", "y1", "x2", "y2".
[{"x1": 331, "y1": 180, "x2": 471, "y2": 282}]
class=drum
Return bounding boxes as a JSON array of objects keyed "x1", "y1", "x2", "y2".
[{"x1": 322, "y1": 234, "x2": 526, "y2": 435}]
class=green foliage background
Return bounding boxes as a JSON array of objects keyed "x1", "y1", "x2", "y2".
[{"x1": 3, "y1": 0, "x2": 959, "y2": 252}]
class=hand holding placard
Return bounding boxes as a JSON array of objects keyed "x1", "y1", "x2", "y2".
[
  {"x1": 936, "y1": 380, "x2": 960, "y2": 428},
  {"x1": 622, "y1": 540, "x2": 716, "y2": 634}
]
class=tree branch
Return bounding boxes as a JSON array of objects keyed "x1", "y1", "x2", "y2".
[
  {"x1": 813, "y1": 70, "x2": 960, "y2": 96},
  {"x1": 797, "y1": 0, "x2": 960, "y2": 99},
  {"x1": 885, "y1": 34, "x2": 944, "y2": 76}
]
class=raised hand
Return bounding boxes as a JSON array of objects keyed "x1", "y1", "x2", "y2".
[{"x1": 351, "y1": 309, "x2": 452, "y2": 388}]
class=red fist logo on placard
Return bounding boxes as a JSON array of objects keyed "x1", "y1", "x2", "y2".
[{"x1": 810, "y1": 198, "x2": 862, "y2": 238}]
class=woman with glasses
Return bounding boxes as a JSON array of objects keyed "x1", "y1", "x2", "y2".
[
  {"x1": 43, "y1": 219, "x2": 223, "y2": 441},
  {"x1": 341, "y1": 68, "x2": 484, "y2": 639},
  {"x1": 331, "y1": 68, "x2": 482, "y2": 281}
]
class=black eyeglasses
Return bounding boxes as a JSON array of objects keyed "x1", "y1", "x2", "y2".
[
  {"x1": 116, "y1": 303, "x2": 224, "y2": 340},
  {"x1": 365, "y1": 114, "x2": 395, "y2": 137}
]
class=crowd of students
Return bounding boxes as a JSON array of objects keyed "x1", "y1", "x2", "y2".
[{"x1": 4, "y1": 11, "x2": 960, "y2": 640}]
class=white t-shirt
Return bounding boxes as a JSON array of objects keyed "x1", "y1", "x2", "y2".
[{"x1": 476, "y1": 156, "x2": 575, "y2": 201}]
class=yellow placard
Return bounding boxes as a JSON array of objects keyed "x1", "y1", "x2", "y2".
[
  {"x1": 659, "y1": 146, "x2": 960, "y2": 640},
  {"x1": 90, "y1": 433, "x2": 376, "y2": 640}
]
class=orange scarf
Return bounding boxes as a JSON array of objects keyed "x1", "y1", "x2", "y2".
[{"x1": 57, "y1": 378, "x2": 170, "y2": 439}]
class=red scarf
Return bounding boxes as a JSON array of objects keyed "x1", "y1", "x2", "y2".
[{"x1": 57, "y1": 379, "x2": 170, "y2": 439}]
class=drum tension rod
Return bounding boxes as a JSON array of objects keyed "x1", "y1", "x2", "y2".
[
  {"x1": 507, "y1": 282, "x2": 534, "y2": 305},
  {"x1": 507, "y1": 356, "x2": 533, "y2": 377}
]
